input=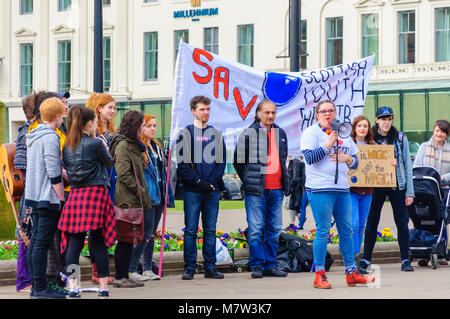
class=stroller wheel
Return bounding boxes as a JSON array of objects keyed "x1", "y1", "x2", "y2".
[
  {"x1": 418, "y1": 259, "x2": 429, "y2": 267},
  {"x1": 431, "y1": 253, "x2": 438, "y2": 269}
]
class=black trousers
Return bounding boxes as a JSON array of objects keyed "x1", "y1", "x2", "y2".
[
  {"x1": 65, "y1": 229, "x2": 110, "y2": 279},
  {"x1": 114, "y1": 241, "x2": 133, "y2": 280},
  {"x1": 363, "y1": 188, "x2": 410, "y2": 262},
  {"x1": 27, "y1": 208, "x2": 60, "y2": 291}
]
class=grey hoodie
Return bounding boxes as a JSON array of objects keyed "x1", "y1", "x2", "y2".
[{"x1": 25, "y1": 123, "x2": 62, "y2": 211}]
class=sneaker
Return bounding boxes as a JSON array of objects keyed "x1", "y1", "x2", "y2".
[
  {"x1": 204, "y1": 269, "x2": 224, "y2": 279},
  {"x1": 128, "y1": 272, "x2": 150, "y2": 282},
  {"x1": 313, "y1": 270, "x2": 332, "y2": 289},
  {"x1": 181, "y1": 270, "x2": 195, "y2": 280},
  {"x1": 113, "y1": 278, "x2": 136, "y2": 288},
  {"x1": 98, "y1": 290, "x2": 110, "y2": 299},
  {"x1": 142, "y1": 270, "x2": 161, "y2": 280},
  {"x1": 263, "y1": 268, "x2": 288, "y2": 277},
  {"x1": 31, "y1": 287, "x2": 66, "y2": 299},
  {"x1": 346, "y1": 271, "x2": 375, "y2": 287},
  {"x1": 47, "y1": 280, "x2": 69, "y2": 296},
  {"x1": 357, "y1": 260, "x2": 370, "y2": 274},
  {"x1": 401, "y1": 260, "x2": 414, "y2": 272},
  {"x1": 251, "y1": 267, "x2": 263, "y2": 279},
  {"x1": 68, "y1": 290, "x2": 81, "y2": 298}
]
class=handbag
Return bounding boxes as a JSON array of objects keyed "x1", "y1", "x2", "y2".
[{"x1": 114, "y1": 144, "x2": 145, "y2": 247}]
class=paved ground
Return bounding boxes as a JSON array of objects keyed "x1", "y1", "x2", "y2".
[
  {"x1": 1, "y1": 262, "x2": 450, "y2": 300},
  {"x1": 0, "y1": 202, "x2": 444, "y2": 303}
]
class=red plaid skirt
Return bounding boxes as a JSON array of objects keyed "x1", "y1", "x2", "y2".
[{"x1": 58, "y1": 186, "x2": 116, "y2": 254}]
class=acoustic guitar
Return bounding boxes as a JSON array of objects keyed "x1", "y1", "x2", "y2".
[{"x1": 0, "y1": 143, "x2": 29, "y2": 246}]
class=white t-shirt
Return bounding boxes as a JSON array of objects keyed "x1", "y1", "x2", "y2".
[{"x1": 300, "y1": 124, "x2": 359, "y2": 191}]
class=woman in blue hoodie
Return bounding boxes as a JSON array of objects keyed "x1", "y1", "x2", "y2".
[{"x1": 129, "y1": 115, "x2": 174, "y2": 281}]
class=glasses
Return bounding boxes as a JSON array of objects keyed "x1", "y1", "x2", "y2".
[{"x1": 318, "y1": 109, "x2": 336, "y2": 114}]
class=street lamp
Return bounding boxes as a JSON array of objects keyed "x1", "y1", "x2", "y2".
[
  {"x1": 289, "y1": 0, "x2": 301, "y2": 72},
  {"x1": 94, "y1": 0, "x2": 104, "y2": 93}
]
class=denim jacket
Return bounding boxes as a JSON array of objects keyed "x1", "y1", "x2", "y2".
[
  {"x1": 393, "y1": 133, "x2": 415, "y2": 198},
  {"x1": 144, "y1": 143, "x2": 175, "y2": 207}
]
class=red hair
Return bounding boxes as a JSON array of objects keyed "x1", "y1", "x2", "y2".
[
  {"x1": 86, "y1": 93, "x2": 116, "y2": 136},
  {"x1": 140, "y1": 114, "x2": 162, "y2": 165}
]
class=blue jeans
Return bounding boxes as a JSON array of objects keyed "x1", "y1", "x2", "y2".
[
  {"x1": 307, "y1": 191, "x2": 355, "y2": 272},
  {"x1": 298, "y1": 194, "x2": 309, "y2": 228},
  {"x1": 183, "y1": 191, "x2": 220, "y2": 272},
  {"x1": 244, "y1": 189, "x2": 283, "y2": 271},
  {"x1": 129, "y1": 207, "x2": 162, "y2": 273},
  {"x1": 350, "y1": 193, "x2": 372, "y2": 255}
]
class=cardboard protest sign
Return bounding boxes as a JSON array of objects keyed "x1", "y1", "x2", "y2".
[
  {"x1": 348, "y1": 144, "x2": 397, "y2": 187},
  {"x1": 171, "y1": 40, "x2": 375, "y2": 155}
]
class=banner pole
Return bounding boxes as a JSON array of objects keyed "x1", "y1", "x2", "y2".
[{"x1": 158, "y1": 149, "x2": 172, "y2": 277}]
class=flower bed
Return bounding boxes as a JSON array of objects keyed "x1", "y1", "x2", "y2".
[
  {"x1": 0, "y1": 227, "x2": 396, "y2": 260},
  {"x1": 284, "y1": 226, "x2": 396, "y2": 244}
]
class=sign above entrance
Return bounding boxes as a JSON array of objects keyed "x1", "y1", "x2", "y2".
[{"x1": 173, "y1": 8, "x2": 219, "y2": 19}]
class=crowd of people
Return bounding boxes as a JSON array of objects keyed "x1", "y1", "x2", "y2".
[
  {"x1": 14, "y1": 91, "x2": 174, "y2": 299},
  {"x1": 9, "y1": 90, "x2": 450, "y2": 298}
]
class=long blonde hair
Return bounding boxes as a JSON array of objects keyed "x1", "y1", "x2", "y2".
[{"x1": 86, "y1": 93, "x2": 116, "y2": 136}]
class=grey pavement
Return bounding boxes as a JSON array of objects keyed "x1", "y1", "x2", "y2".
[
  {"x1": 0, "y1": 202, "x2": 443, "y2": 300},
  {"x1": 1, "y1": 263, "x2": 450, "y2": 299}
]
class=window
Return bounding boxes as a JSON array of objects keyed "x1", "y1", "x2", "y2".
[
  {"x1": 144, "y1": 32, "x2": 158, "y2": 80},
  {"x1": 20, "y1": 43, "x2": 33, "y2": 97},
  {"x1": 238, "y1": 24, "x2": 254, "y2": 66},
  {"x1": 21, "y1": 0, "x2": 33, "y2": 14},
  {"x1": 59, "y1": 0, "x2": 71, "y2": 11},
  {"x1": 204, "y1": 27, "x2": 219, "y2": 54},
  {"x1": 103, "y1": 37, "x2": 111, "y2": 92},
  {"x1": 362, "y1": 14, "x2": 379, "y2": 65},
  {"x1": 58, "y1": 40, "x2": 71, "y2": 93},
  {"x1": 300, "y1": 20, "x2": 307, "y2": 70},
  {"x1": 436, "y1": 7, "x2": 450, "y2": 62},
  {"x1": 174, "y1": 30, "x2": 189, "y2": 64},
  {"x1": 326, "y1": 17, "x2": 343, "y2": 67},
  {"x1": 103, "y1": 0, "x2": 111, "y2": 7},
  {"x1": 398, "y1": 11, "x2": 415, "y2": 64},
  {"x1": 144, "y1": 0, "x2": 158, "y2": 3}
]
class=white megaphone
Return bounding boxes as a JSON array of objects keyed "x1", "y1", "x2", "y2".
[{"x1": 329, "y1": 118, "x2": 353, "y2": 139}]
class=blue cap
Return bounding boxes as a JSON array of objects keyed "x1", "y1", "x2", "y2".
[{"x1": 376, "y1": 106, "x2": 393, "y2": 118}]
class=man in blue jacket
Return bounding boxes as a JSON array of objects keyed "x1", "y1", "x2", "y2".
[{"x1": 176, "y1": 96, "x2": 226, "y2": 280}]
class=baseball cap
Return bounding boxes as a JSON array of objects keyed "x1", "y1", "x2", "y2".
[
  {"x1": 375, "y1": 106, "x2": 393, "y2": 118},
  {"x1": 57, "y1": 92, "x2": 70, "y2": 99}
]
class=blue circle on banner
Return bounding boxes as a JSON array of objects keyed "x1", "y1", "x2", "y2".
[
  {"x1": 263, "y1": 72, "x2": 302, "y2": 106},
  {"x1": 351, "y1": 176, "x2": 358, "y2": 183}
]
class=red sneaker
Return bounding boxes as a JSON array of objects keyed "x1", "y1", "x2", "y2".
[
  {"x1": 313, "y1": 270, "x2": 332, "y2": 289},
  {"x1": 346, "y1": 271, "x2": 375, "y2": 287}
]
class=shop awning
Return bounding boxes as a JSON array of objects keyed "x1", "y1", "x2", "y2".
[{"x1": 368, "y1": 79, "x2": 450, "y2": 92}]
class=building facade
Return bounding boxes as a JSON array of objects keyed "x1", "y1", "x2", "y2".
[{"x1": 0, "y1": 0, "x2": 449, "y2": 156}]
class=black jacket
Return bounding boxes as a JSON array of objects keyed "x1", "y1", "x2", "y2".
[
  {"x1": 176, "y1": 124, "x2": 226, "y2": 193},
  {"x1": 233, "y1": 121, "x2": 290, "y2": 196},
  {"x1": 288, "y1": 157, "x2": 305, "y2": 211},
  {"x1": 63, "y1": 134, "x2": 113, "y2": 189}
]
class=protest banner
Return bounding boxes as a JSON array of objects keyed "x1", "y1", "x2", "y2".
[
  {"x1": 348, "y1": 144, "x2": 397, "y2": 187},
  {"x1": 170, "y1": 40, "x2": 375, "y2": 156}
]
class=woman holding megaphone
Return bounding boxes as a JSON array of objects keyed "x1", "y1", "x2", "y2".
[{"x1": 300, "y1": 100, "x2": 375, "y2": 289}]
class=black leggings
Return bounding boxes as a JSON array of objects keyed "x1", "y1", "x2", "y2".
[
  {"x1": 65, "y1": 229, "x2": 110, "y2": 278},
  {"x1": 114, "y1": 241, "x2": 133, "y2": 280}
]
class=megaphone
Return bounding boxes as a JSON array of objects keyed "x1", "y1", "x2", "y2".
[{"x1": 329, "y1": 118, "x2": 353, "y2": 139}]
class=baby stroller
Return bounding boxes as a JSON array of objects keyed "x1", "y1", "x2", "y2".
[{"x1": 408, "y1": 166, "x2": 450, "y2": 269}]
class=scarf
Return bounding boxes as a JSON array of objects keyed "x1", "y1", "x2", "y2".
[{"x1": 424, "y1": 137, "x2": 450, "y2": 169}]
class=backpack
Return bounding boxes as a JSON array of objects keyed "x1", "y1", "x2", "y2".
[{"x1": 276, "y1": 232, "x2": 333, "y2": 272}]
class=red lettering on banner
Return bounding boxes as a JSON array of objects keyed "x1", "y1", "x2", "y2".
[
  {"x1": 192, "y1": 49, "x2": 213, "y2": 84},
  {"x1": 234, "y1": 88, "x2": 258, "y2": 120},
  {"x1": 214, "y1": 67, "x2": 229, "y2": 100}
]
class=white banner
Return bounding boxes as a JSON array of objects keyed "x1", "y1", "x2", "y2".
[{"x1": 170, "y1": 41, "x2": 374, "y2": 156}]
